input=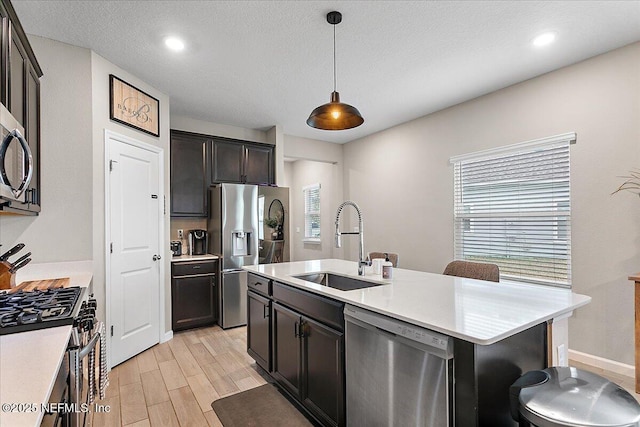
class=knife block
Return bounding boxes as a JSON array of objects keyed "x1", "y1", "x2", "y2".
[{"x1": 0, "y1": 261, "x2": 15, "y2": 290}]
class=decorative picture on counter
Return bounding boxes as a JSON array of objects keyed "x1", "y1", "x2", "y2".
[{"x1": 109, "y1": 74, "x2": 160, "y2": 137}]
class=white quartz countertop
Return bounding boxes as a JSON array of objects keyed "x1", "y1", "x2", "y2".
[
  {"x1": 171, "y1": 254, "x2": 219, "y2": 262},
  {"x1": 244, "y1": 259, "x2": 591, "y2": 345},
  {"x1": 0, "y1": 260, "x2": 93, "y2": 427},
  {"x1": 0, "y1": 326, "x2": 72, "y2": 427}
]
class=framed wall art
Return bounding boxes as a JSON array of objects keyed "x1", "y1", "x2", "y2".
[{"x1": 109, "y1": 74, "x2": 160, "y2": 137}]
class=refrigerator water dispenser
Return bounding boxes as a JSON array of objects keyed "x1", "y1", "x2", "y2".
[{"x1": 232, "y1": 231, "x2": 252, "y2": 256}]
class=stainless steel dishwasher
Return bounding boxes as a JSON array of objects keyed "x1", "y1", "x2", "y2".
[{"x1": 344, "y1": 305, "x2": 454, "y2": 427}]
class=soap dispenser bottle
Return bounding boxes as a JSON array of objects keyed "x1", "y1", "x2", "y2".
[{"x1": 382, "y1": 253, "x2": 393, "y2": 279}]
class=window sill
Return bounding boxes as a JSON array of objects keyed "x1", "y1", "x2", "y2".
[{"x1": 302, "y1": 238, "x2": 321, "y2": 245}]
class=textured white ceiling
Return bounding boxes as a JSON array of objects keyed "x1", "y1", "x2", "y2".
[{"x1": 12, "y1": 1, "x2": 640, "y2": 144}]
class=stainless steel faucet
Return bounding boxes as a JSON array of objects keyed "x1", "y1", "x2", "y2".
[{"x1": 335, "y1": 201, "x2": 368, "y2": 275}]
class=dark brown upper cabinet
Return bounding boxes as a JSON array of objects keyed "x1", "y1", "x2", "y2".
[
  {"x1": 210, "y1": 138, "x2": 244, "y2": 183},
  {"x1": 0, "y1": 4, "x2": 8, "y2": 105},
  {"x1": 209, "y1": 137, "x2": 274, "y2": 186},
  {"x1": 170, "y1": 130, "x2": 275, "y2": 217},
  {"x1": 8, "y1": 21, "x2": 26, "y2": 124},
  {"x1": 244, "y1": 144, "x2": 273, "y2": 185},
  {"x1": 25, "y1": 62, "x2": 40, "y2": 209},
  {"x1": 0, "y1": 0, "x2": 43, "y2": 215},
  {"x1": 170, "y1": 130, "x2": 208, "y2": 217}
]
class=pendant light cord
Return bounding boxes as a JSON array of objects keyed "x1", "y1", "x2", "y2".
[{"x1": 333, "y1": 23, "x2": 337, "y2": 92}]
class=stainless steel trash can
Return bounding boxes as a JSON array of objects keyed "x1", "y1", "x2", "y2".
[{"x1": 510, "y1": 367, "x2": 640, "y2": 427}]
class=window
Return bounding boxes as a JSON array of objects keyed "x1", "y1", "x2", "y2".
[
  {"x1": 450, "y1": 133, "x2": 576, "y2": 288},
  {"x1": 303, "y1": 183, "x2": 321, "y2": 242}
]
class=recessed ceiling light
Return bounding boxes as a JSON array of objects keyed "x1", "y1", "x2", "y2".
[
  {"x1": 532, "y1": 32, "x2": 557, "y2": 47},
  {"x1": 164, "y1": 37, "x2": 185, "y2": 51}
]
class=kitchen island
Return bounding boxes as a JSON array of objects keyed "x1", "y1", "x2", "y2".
[
  {"x1": 245, "y1": 259, "x2": 589, "y2": 345},
  {"x1": 244, "y1": 259, "x2": 591, "y2": 426}
]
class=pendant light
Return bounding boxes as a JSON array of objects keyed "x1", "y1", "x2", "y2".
[{"x1": 307, "y1": 11, "x2": 364, "y2": 131}]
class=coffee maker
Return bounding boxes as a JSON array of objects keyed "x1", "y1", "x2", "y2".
[{"x1": 188, "y1": 230, "x2": 207, "y2": 255}]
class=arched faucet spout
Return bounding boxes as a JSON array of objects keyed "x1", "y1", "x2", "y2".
[{"x1": 334, "y1": 201, "x2": 368, "y2": 275}]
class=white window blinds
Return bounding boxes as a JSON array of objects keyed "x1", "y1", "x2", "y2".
[
  {"x1": 450, "y1": 133, "x2": 576, "y2": 288},
  {"x1": 303, "y1": 183, "x2": 321, "y2": 241}
]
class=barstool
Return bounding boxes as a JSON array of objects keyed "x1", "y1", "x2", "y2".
[{"x1": 510, "y1": 367, "x2": 640, "y2": 426}]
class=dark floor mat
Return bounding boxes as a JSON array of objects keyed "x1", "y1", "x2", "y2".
[{"x1": 211, "y1": 383, "x2": 314, "y2": 427}]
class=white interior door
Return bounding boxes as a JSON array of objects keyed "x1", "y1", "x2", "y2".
[{"x1": 107, "y1": 132, "x2": 162, "y2": 367}]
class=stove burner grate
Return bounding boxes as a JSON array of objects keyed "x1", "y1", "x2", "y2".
[{"x1": 0, "y1": 287, "x2": 85, "y2": 335}]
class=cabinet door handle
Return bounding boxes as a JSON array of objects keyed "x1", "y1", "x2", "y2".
[
  {"x1": 294, "y1": 321, "x2": 299, "y2": 338},
  {"x1": 263, "y1": 305, "x2": 269, "y2": 319},
  {"x1": 299, "y1": 320, "x2": 307, "y2": 338}
]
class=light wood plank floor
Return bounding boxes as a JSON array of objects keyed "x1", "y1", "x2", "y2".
[
  {"x1": 93, "y1": 325, "x2": 640, "y2": 426},
  {"x1": 569, "y1": 359, "x2": 640, "y2": 402},
  {"x1": 93, "y1": 325, "x2": 268, "y2": 427}
]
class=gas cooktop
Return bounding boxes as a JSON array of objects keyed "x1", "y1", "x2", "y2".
[{"x1": 0, "y1": 286, "x2": 85, "y2": 335}]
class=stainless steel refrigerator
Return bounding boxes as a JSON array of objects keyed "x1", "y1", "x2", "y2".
[{"x1": 208, "y1": 184, "x2": 258, "y2": 329}]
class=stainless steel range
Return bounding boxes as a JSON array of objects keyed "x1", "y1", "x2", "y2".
[
  {"x1": 0, "y1": 287, "x2": 108, "y2": 426},
  {"x1": 0, "y1": 286, "x2": 85, "y2": 335}
]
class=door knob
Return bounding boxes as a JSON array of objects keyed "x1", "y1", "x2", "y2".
[{"x1": 153, "y1": 255, "x2": 162, "y2": 261}]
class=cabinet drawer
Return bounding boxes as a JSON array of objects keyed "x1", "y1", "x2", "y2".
[
  {"x1": 248, "y1": 272, "x2": 271, "y2": 297},
  {"x1": 273, "y1": 281, "x2": 344, "y2": 331},
  {"x1": 172, "y1": 261, "x2": 217, "y2": 277}
]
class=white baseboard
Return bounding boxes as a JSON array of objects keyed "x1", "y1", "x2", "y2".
[
  {"x1": 161, "y1": 330, "x2": 173, "y2": 343},
  {"x1": 569, "y1": 349, "x2": 635, "y2": 378}
]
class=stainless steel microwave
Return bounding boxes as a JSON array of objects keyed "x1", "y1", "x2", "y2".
[{"x1": 0, "y1": 103, "x2": 33, "y2": 206}]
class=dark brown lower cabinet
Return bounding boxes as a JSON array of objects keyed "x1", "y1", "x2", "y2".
[
  {"x1": 171, "y1": 260, "x2": 217, "y2": 331},
  {"x1": 247, "y1": 290, "x2": 271, "y2": 371},
  {"x1": 272, "y1": 301, "x2": 345, "y2": 427},
  {"x1": 302, "y1": 316, "x2": 344, "y2": 427},
  {"x1": 272, "y1": 302, "x2": 302, "y2": 396}
]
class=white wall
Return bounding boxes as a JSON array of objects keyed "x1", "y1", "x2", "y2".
[
  {"x1": 343, "y1": 42, "x2": 640, "y2": 365},
  {"x1": 91, "y1": 52, "x2": 171, "y2": 332},
  {"x1": 0, "y1": 36, "x2": 93, "y2": 262},
  {"x1": 284, "y1": 134, "x2": 344, "y2": 164},
  {"x1": 282, "y1": 161, "x2": 293, "y2": 188},
  {"x1": 283, "y1": 134, "x2": 347, "y2": 261},
  {"x1": 266, "y1": 125, "x2": 285, "y2": 186},
  {"x1": 289, "y1": 160, "x2": 344, "y2": 261},
  {"x1": 171, "y1": 115, "x2": 268, "y2": 143},
  {"x1": 0, "y1": 37, "x2": 173, "y2": 336}
]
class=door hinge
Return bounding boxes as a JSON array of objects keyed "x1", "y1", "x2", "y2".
[
  {"x1": 110, "y1": 242, "x2": 113, "y2": 253},
  {"x1": 110, "y1": 325, "x2": 114, "y2": 337}
]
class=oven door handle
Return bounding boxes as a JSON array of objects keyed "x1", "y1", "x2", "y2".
[{"x1": 78, "y1": 332, "x2": 100, "y2": 360}]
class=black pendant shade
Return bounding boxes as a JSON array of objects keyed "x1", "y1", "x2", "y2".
[
  {"x1": 306, "y1": 91, "x2": 364, "y2": 130},
  {"x1": 307, "y1": 11, "x2": 364, "y2": 131}
]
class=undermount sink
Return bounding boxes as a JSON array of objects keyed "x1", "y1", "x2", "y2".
[{"x1": 292, "y1": 272, "x2": 386, "y2": 291}]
